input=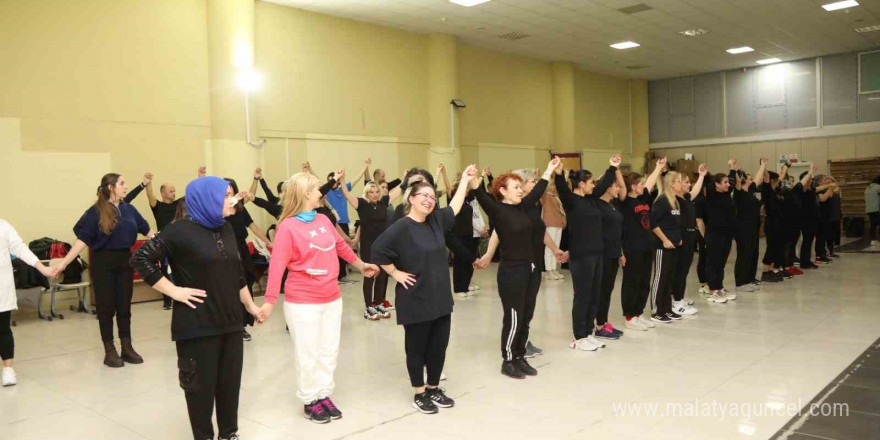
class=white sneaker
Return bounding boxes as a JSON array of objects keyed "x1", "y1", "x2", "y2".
[
  {"x1": 698, "y1": 286, "x2": 710, "y2": 295},
  {"x1": 673, "y1": 300, "x2": 697, "y2": 316},
  {"x1": 685, "y1": 297, "x2": 695, "y2": 305},
  {"x1": 749, "y1": 283, "x2": 761, "y2": 290},
  {"x1": 468, "y1": 285, "x2": 480, "y2": 291},
  {"x1": 638, "y1": 315, "x2": 656, "y2": 328},
  {"x1": 707, "y1": 292, "x2": 728, "y2": 303},
  {"x1": 2, "y1": 367, "x2": 16, "y2": 387},
  {"x1": 570, "y1": 338, "x2": 599, "y2": 351},
  {"x1": 725, "y1": 291, "x2": 737, "y2": 300},
  {"x1": 736, "y1": 285, "x2": 755, "y2": 293},
  {"x1": 871, "y1": 240, "x2": 880, "y2": 246},
  {"x1": 454, "y1": 291, "x2": 468, "y2": 298},
  {"x1": 625, "y1": 318, "x2": 648, "y2": 331},
  {"x1": 553, "y1": 271, "x2": 565, "y2": 280},
  {"x1": 586, "y1": 335, "x2": 606, "y2": 348}
]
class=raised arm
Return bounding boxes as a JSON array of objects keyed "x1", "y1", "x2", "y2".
[
  {"x1": 248, "y1": 168, "x2": 261, "y2": 201},
  {"x1": 615, "y1": 168, "x2": 627, "y2": 202},
  {"x1": 729, "y1": 159, "x2": 742, "y2": 191},
  {"x1": 124, "y1": 173, "x2": 150, "y2": 204},
  {"x1": 388, "y1": 168, "x2": 409, "y2": 202},
  {"x1": 801, "y1": 165, "x2": 816, "y2": 188},
  {"x1": 645, "y1": 157, "x2": 667, "y2": 193},
  {"x1": 437, "y1": 163, "x2": 452, "y2": 195},
  {"x1": 522, "y1": 157, "x2": 561, "y2": 207},
  {"x1": 554, "y1": 170, "x2": 574, "y2": 212},
  {"x1": 351, "y1": 158, "x2": 370, "y2": 189},
  {"x1": 753, "y1": 157, "x2": 768, "y2": 188},
  {"x1": 248, "y1": 223, "x2": 271, "y2": 245},
  {"x1": 592, "y1": 155, "x2": 621, "y2": 199},
  {"x1": 690, "y1": 164, "x2": 708, "y2": 200},
  {"x1": 302, "y1": 162, "x2": 317, "y2": 178},
  {"x1": 338, "y1": 169, "x2": 359, "y2": 209},
  {"x1": 448, "y1": 165, "x2": 477, "y2": 216}
]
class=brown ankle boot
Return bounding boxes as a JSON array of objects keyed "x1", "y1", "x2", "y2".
[
  {"x1": 120, "y1": 337, "x2": 143, "y2": 364},
  {"x1": 103, "y1": 341, "x2": 124, "y2": 368}
]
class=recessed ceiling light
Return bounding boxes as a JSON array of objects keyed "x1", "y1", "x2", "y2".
[
  {"x1": 822, "y1": 0, "x2": 859, "y2": 11},
  {"x1": 756, "y1": 58, "x2": 782, "y2": 65},
  {"x1": 449, "y1": 0, "x2": 491, "y2": 6},
  {"x1": 855, "y1": 24, "x2": 880, "y2": 33},
  {"x1": 726, "y1": 46, "x2": 754, "y2": 54},
  {"x1": 610, "y1": 41, "x2": 640, "y2": 50},
  {"x1": 679, "y1": 29, "x2": 709, "y2": 37}
]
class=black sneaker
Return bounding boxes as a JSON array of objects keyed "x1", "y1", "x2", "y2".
[
  {"x1": 426, "y1": 387, "x2": 455, "y2": 408},
  {"x1": 780, "y1": 270, "x2": 793, "y2": 279},
  {"x1": 319, "y1": 397, "x2": 342, "y2": 419},
  {"x1": 524, "y1": 341, "x2": 543, "y2": 358},
  {"x1": 304, "y1": 400, "x2": 331, "y2": 423},
  {"x1": 501, "y1": 360, "x2": 526, "y2": 379},
  {"x1": 761, "y1": 271, "x2": 781, "y2": 283},
  {"x1": 219, "y1": 434, "x2": 240, "y2": 440},
  {"x1": 816, "y1": 256, "x2": 832, "y2": 263},
  {"x1": 650, "y1": 313, "x2": 672, "y2": 324},
  {"x1": 242, "y1": 329, "x2": 252, "y2": 341},
  {"x1": 412, "y1": 392, "x2": 439, "y2": 414},
  {"x1": 513, "y1": 358, "x2": 538, "y2": 376},
  {"x1": 666, "y1": 311, "x2": 682, "y2": 321}
]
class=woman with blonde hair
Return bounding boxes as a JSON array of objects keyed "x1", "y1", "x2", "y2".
[
  {"x1": 648, "y1": 171, "x2": 683, "y2": 324},
  {"x1": 341, "y1": 165, "x2": 404, "y2": 320},
  {"x1": 260, "y1": 171, "x2": 379, "y2": 424}
]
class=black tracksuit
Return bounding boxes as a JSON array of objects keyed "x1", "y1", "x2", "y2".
[
  {"x1": 474, "y1": 179, "x2": 547, "y2": 361},
  {"x1": 621, "y1": 189, "x2": 656, "y2": 318},
  {"x1": 761, "y1": 184, "x2": 785, "y2": 269},
  {"x1": 782, "y1": 183, "x2": 804, "y2": 267},
  {"x1": 671, "y1": 194, "x2": 697, "y2": 302},
  {"x1": 799, "y1": 188, "x2": 821, "y2": 266},
  {"x1": 649, "y1": 195, "x2": 681, "y2": 315},
  {"x1": 597, "y1": 199, "x2": 623, "y2": 327},
  {"x1": 733, "y1": 180, "x2": 761, "y2": 286},
  {"x1": 704, "y1": 179, "x2": 736, "y2": 291},
  {"x1": 556, "y1": 168, "x2": 617, "y2": 338}
]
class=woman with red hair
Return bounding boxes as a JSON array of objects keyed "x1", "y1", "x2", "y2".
[{"x1": 471, "y1": 157, "x2": 560, "y2": 380}]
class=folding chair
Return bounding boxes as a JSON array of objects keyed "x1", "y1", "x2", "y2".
[{"x1": 48, "y1": 258, "x2": 93, "y2": 319}]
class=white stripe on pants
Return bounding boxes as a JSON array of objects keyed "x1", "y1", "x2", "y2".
[
  {"x1": 544, "y1": 227, "x2": 563, "y2": 271},
  {"x1": 283, "y1": 298, "x2": 342, "y2": 405}
]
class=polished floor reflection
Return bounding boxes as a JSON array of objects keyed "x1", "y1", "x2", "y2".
[{"x1": 3, "y1": 245, "x2": 879, "y2": 440}]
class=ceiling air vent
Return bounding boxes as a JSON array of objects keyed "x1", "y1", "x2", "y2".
[
  {"x1": 625, "y1": 64, "x2": 649, "y2": 70},
  {"x1": 498, "y1": 31, "x2": 530, "y2": 41},
  {"x1": 617, "y1": 3, "x2": 653, "y2": 15}
]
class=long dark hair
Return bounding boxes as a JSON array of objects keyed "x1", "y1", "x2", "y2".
[
  {"x1": 223, "y1": 178, "x2": 244, "y2": 213},
  {"x1": 173, "y1": 196, "x2": 188, "y2": 223},
  {"x1": 95, "y1": 173, "x2": 121, "y2": 234}
]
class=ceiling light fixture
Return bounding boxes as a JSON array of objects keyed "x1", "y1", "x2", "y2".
[
  {"x1": 822, "y1": 0, "x2": 859, "y2": 11},
  {"x1": 610, "y1": 41, "x2": 640, "y2": 50},
  {"x1": 726, "y1": 46, "x2": 754, "y2": 54},
  {"x1": 679, "y1": 29, "x2": 709, "y2": 37},
  {"x1": 756, "y1": 58, "x2": 782, "y2": 65},
  {"x1": 855, "y1": 24, "x2": 880, "y2": 33},
  {"x1": 449, "y1": 0, "x2": 491, "y2": 6}
]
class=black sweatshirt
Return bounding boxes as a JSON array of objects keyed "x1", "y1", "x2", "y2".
[
  {"x1": 599, "y1": 199, "x2": 623, "y2": 259},
  {"x1": 704, "y1": 173, "x2": 736, "y2": 237},
  {"x1": 622, "y1": 189, "x2": 655, "y2": 254},
  {"x1": 474, "y1": 178, "x2": 548, "y2": 263},
  {"x1": 733, "y1": 180, "x2": 761, "y2": 229},
  {"x1": 130, "y1": 219, "x2": 246, "y2": 341},
  {"x1": 554, "y1": 166, "x2": 616, "y2": 258},
  {"x1": 650, "y1": 195, "x2": 682, "y2": 247},
  {"x1": 678, "y1": 194, "x2": 697, "y2": 235}
]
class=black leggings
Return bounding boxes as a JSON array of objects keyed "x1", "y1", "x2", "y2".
[
  {"x1": 176, "y1": 332, "x2": 243, "y2": 440},
  {"x1": 569, "y1": 255, "x2": 603, "y2": 340},
  {"x1": 404, "y1": 314, "x2": 451, "y2": 388},
  {"x1": 696, "y1": 235, "x2": 708, "y2": 284},
  {"x1": 621, "y1": 250, "x2": 652, "y2": 318},
  {"x1": 497, "y1": 261, "x2": 541, "y2": 361},
  {"x1": 671, "y1": 236, "x2": 696, "y2": 302},
  {"x1": 90, "y1": 249, "x2": 134, "y2": 342},
  {"x1": 734, "y1": 224, "x2": 760, "y2": 286},
  {"x1": 338, "y1": 223, "x2": 350, "y2": 280},
  {"x1": 784, "y1": 221, "x2": 801, "y2": 267},
  {"x1": 800, "y1": 220, "x2": 818, "y2": 265},
  {"x1": 452, "y1": 235, "x2": 478, "y2": 293},
  {"x1": 649, "y1": 247, "x2": 678, "y2": 315},
  {"x1": 763, "y1": 220, "x2": 785, "y2": 268},
  {"x1": 363, "y1": 271, "x2": 389, "y2": 307},
  {"x1": 0, "y1": 311, "x2": 13, "y2": 360},
  {"x1": 705, "y1": 233, "x2": 733, "y2": 291},
  {"x1": 597, "y1": 258, "x2": 619, "y2": 327}
]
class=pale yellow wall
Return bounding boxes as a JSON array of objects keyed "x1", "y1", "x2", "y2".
[
  {"x1": 574, "y1": 70, "x2": 632, "y2": 152},
  {"x1": 630, "y1": 80, "x2": 650, "y2": 172},
  {"x1": 651, "y1": 133, "x2": 880, "y2": 176},
  {"x1": 0, "y1": 0, "x2": 212, "y2": 242},
  {"x1": 254, "y1": 1, "x2": 429, "y2": 140},
  {"x1": 457, "y1": 44, "x2": 554, "y2": 157}
]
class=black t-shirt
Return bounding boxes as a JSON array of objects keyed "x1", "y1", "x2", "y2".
[
  {"x1": 151, "y1": 200, "x2": 180, "y2": 231},
  {"x1": 621, "y1": 189, "x2": 654, "y2": 254},
  {"x1": 448, "y1": 193, "x2": 475, "y2": 237},
  {"x1": 733, "y1": 183, "x2": 761, "y2": 228},
  {"x1": 474, "y1": 179, "x2": 548, "y2": 263},
  {"x1": 761, "y1": 184, "x2": 783, "y2": 224},
  {"x1": 782, "y1": 183, "x2": 804, "y2": 222},
  {"x1": 650, "y1": 196, "x2": 682, "y2": 247},
  {"x1": 316, "y1": 206, "x2": 337, "y2": 227},
  {"x1": 801, "y1": 188, "x2": 820, "y2": 219},
  {"x1": 371, "y1": 207, "x2": 455, "y2": 325},
  {"x1": 678, "y1": 194, "x2": 696, "y2": 234},
  {"x1": 829, "y1": 193, "x2": 842, "y2": 221},
  {"x1": 705, "y1": 189, "x2": 736, "y2": 237},
  {"x1": 357, "y1": 195, "x2": 391, "y2": 263},
  {"x1": 226, "y1": 208, "x2": 254, "y2": 273},
  {"x1": 599, "y1": 199, "x2": 623, "y2": 259},
  {"x1": 130, "y1": 219, "x2": 246, "y2": 341}
]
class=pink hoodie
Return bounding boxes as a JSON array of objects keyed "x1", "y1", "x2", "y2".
[{"x1": 265, "y1": 214, "x2": 358, "y2": 305}]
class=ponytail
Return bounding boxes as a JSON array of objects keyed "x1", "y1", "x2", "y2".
[{"x1": 95, "y1": 173, "x2": 121, "y2": 235}]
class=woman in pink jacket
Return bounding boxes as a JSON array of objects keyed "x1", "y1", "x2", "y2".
[{"x1": 260, "y1": 171, "x2": 379, "y2": 424}]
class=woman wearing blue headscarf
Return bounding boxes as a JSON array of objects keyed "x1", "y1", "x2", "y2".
[{"x1": 131, "y1": 176, "x2": 264, "y2": 440}]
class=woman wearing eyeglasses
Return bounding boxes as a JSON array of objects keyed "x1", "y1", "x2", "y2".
[{"x1": 371, "y1": 165, "x2": 477, "y2": 414}]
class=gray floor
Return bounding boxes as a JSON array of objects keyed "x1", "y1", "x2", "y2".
[{"x1": 2, "y1": 240, "x2": 880, "y2": 440}]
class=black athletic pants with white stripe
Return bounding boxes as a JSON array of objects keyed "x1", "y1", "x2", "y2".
[
  {"x1": 650, "y1": 247, "x2": 678, "y2": 316},
  {"x1": 497, "y1": 261, "x2": 541, "y2": 361}
]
